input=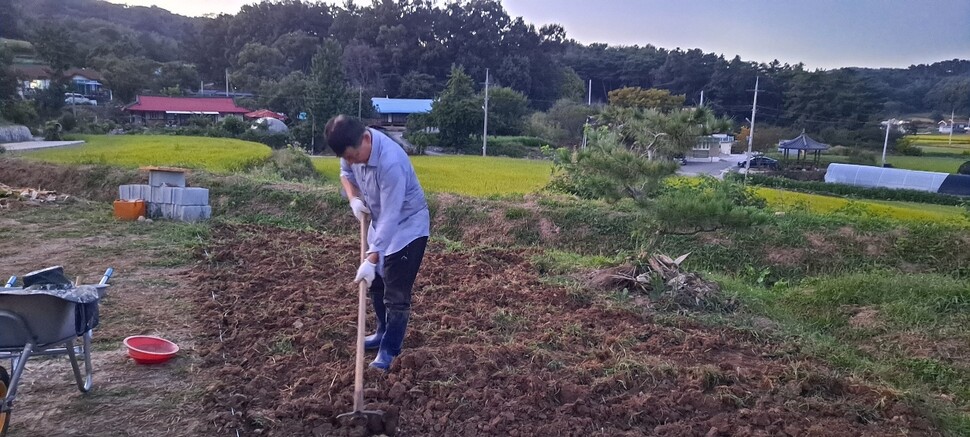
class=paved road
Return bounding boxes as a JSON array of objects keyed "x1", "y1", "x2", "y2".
[
  {"x1": 677, "y1": 154, "x2": 746, "y2": 179},
  {"x1": 2, "y1": 140, "x2": 85, "y2": 152}
]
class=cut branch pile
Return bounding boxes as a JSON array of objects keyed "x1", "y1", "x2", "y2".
[
  {"x1": 587, "y1": 252, "x2": 735, "y2": 311},
  {"x1": 0, "y1": 183, "x2": 70, "y2": 208}
]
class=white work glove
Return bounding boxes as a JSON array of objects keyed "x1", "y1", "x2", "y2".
[
  {"x1": 355, "y1": 259, "x2": 377, "y2": 287},
  {"x1": 349, "y1": 197, "x2": 370, "y2": 222}
]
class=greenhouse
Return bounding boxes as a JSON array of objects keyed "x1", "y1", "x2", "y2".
[{"x1": 825, "y1": 163, "x2": 970, "y2": 196}]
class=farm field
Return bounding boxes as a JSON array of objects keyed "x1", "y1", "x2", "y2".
[
  {"x1": 756, "y1": 187, "x2": 970, "y2": 224},
  {"x1": 313, "y1": 155, "x2": 552, "y2": 196},
  {"x1": 887, "y1": 155, "x2": 967, "y2": 173},
  {"x1": 3, "y1": 147, "x2": 970, "y2": 435},
  {"x1": 19, "y1": 135, "x2": 272, "y2": 173},
  {"x1": 905, "y1": 134, "x2": 970, "y2": 147}
]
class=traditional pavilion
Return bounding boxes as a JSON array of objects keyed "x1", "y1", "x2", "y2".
[{"x1": 777, "y1": 132, "x2": 829, "y2": 166}]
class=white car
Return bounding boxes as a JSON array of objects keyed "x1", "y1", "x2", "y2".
[{"x1": 64, "y1": 93, "x2": 96, "y2": 105}]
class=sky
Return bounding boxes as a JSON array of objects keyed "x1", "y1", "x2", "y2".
[{"x1": 105, "y1": 0, "x2": 970, "y2": 70}]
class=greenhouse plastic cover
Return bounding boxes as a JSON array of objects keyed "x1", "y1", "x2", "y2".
[{"x1": 825, "y1": 163, "x2": 947, "y2": 193}]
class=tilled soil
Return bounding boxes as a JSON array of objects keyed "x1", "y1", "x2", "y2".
[{"x1": 193, "y1": 223, "x2": 939, "y2": 436}]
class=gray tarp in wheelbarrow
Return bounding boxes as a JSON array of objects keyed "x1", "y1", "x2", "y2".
[{"x1": 0, "y1": 266, "x2": 112, "y2": 436}]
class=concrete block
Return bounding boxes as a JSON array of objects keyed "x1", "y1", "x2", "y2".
[
  {"x1": 175, "y1": 205, "x2": 211, "y2": 222},
  {"x1": 146, "y1": 202, "x2": 163, "y2": 219},
  {"x1": 148, "y1": 169, "x2": 186, "y2": 187},
  {"x1": 118, "y1": 184, "x2": 150, "y2": 201},
  {"x1": 150, "y1": 186, "x2": 177, "y2": 204},
  {"x1": 159, "y1": 203, "x2": 178, "y2": 219},
  {"x1": 172, "y1": 187, "x2": 209, "y2": 206}
]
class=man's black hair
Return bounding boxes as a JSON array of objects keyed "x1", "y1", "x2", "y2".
[{"x1": 325, "y1": 115, "x2": 367, "y2": 156}]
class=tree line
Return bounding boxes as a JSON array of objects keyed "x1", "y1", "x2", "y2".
[{"x1": 1, "y1": 0, "x2": 968, "y2": 149}]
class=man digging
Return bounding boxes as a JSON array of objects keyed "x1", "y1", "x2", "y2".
[{"x1": 326, "y1": 115, "x2": 430, "y2": 371}]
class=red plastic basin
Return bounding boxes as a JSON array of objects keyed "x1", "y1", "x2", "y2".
[{"x1": 123, "y1": 335, "x2": 179, "y2": 364}]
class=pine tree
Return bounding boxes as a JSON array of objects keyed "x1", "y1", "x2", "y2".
[{"x1": 308, "y1": 39, "x2": 354, "y2": 152}]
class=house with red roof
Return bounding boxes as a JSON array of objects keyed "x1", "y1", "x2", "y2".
[{"x1": 125, "y1": 95, "x2": 251, "y2": 126}]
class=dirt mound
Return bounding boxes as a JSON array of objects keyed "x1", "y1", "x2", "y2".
[
  {"x1": 0, "y1": 158, "x2": 141, "y2": 202},
  {"x1": 191, "y1": 224, "x2": 938, "y2": 436}
]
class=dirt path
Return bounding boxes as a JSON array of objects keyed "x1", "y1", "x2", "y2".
[{"x1": 0, "y1": 202, "x2": 207, "y2": 436}]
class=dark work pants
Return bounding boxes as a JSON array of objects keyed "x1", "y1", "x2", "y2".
[{"x1": 368, "y1": 236, "x2": 428, "y2": 313}]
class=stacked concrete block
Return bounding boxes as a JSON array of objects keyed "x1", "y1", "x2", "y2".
[
  {"x1": 117, "y1": 169, "x2": 211, "y2": 222},
  {"x1": 119, "y1": 184, "x2": 151, "y2": 202}
]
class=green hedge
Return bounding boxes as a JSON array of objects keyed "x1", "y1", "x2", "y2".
[
  {"x1": 476, "y1": 136, "x2": 552, "y2": 158},
  {"x1": 727, "y1": 173, "x2": 967, "y2": 206}
]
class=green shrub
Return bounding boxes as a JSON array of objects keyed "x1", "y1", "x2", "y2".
[
  {"x1": 477, "y1": 136, "x2": 553, "y2": 158},
  {"x1": 186, "y1": 116, "x2": 214, "y2": 128},
  {"x1": 728, "y1": 173, "x2": 966, "y2": 206},
  {"x1": 251, "y1": 146, "x2": 320, "y2": 181},
  {"x1": 894, "y1": 138, "x2": 924, "y2": 156},
  {"x1": 43, "y1": 121, "x2": 63, "y2": 141},
  {"x1": 220, "y1": 116, "x2": 248, "y2": 136},
  {"x1": 0, "y1": 100, "x2": 38, "y2": 125},
  {"x1": 958, "y1": 161, "x2": 970, "y2": 176},
  {"x1": 58, "y1": 113, "x2": 77, "y2": 132},
  {"x1": 404, "y1": 131, "x2": 438, "y2": 155},
  {"x1": 239, "y1": 130, "x2": 291, "y2": 149},
  {"x1": 826, "y1": 145, "x2": 878, "y2": 164}
]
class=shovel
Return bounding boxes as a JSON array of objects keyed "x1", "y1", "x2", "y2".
[{"x1": 337, "y1": 213, "x2": 387, "y2": 430}]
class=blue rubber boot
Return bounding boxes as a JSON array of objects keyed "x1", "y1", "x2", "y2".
[
  {"x1": 370, "y1": 309, "x2": 409, "y2": 371},
  {"x1": 364, "y1": 291, "x2": 386, "y2": 350}
]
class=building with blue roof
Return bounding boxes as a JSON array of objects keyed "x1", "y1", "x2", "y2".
[{"x1": 372, "y1": 97, "x2": 433, "y2": 125}]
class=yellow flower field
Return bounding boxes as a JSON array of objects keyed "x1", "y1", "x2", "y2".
[
  {"x1": 756, "y1": 188, "x2": 969, "y2": 224},
  {"x1": 22, "y1": 135, "x2": 272, "y2": 173}
]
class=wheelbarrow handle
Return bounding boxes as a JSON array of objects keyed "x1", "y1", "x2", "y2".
[
  {"x1": 5, "y1": 276, "x2": 16, "y2": 287},
  {"x1": 99, "y1": 268, "x2": 114, "y2": 286}
]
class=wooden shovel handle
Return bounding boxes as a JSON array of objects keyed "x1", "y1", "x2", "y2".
[{"x1": 352, "y1": 214, "x2": 371, "y2": 412}]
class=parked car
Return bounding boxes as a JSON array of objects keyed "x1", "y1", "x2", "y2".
[
  {"x1": 64, "y1": 93, "x2": 96, "y2": 105},
  {"x1": 737, "y1": 156, "x2": 779, "y2": 170}
]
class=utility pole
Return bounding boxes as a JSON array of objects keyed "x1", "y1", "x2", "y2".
[
  {"x1": 358, "y1": 86, "x2": 363, "y2": 118},
  {"x1": 882, "y1": 118, "x2": 894, "y2": 167},
  {"x1": 582, "y1": 79, "x2": 592, "y2": 149},
  {"x1": 699, "y1": 90, "x2": 704, "y2": 107},
  {"x1": 225, "y1": 69, "x2": 229, "y2": 96},
  {"x1": 744, "y1": 77, "x2": 759, "y2": 183},
  {"x1": 948, "y1": 109, "x2": 955, "y2": 146},
  {"x1": 200, "y1": 80, "x2": 204, "y2": 95},
  {"x1": 482, "y1": 68, "x2": 489, "y2": 157}
]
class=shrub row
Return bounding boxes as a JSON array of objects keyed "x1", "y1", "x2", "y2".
[
  {"x1": 463, "y1": 136, "x2": 552, "y2": 158},
  {"x1": 727, "y1": 173, "x2": 967, "y2": 206}
]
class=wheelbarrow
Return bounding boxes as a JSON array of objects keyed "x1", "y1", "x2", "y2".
[{"x1": 0, "y1": 266, "x2": 113, "y2": 436}]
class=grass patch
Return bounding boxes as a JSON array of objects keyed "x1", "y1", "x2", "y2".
[
  {"x1": 21, "y1": 135, "x2": 272, "y2": 173},
  {"x1": 313, "y1": 155, "x2": 551, "y2": 196},
  {"x1": 532, "y1": 250, "x2": 623, "y2": 275},
  {"x1": 887, "y1": 156, "x2": 967, "y2": 173},
  {"x1": 719, "y1": 272, "x2": 970, "y2": 435}
]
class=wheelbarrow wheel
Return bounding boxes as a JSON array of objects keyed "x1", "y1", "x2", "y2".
[{"x1": 0, "y1": 365, "x2": 9, "y2": 436}]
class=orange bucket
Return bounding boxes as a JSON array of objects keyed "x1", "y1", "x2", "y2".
[{"x1": 113, "y1": 200, "x2": 146, "y2": 221}]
